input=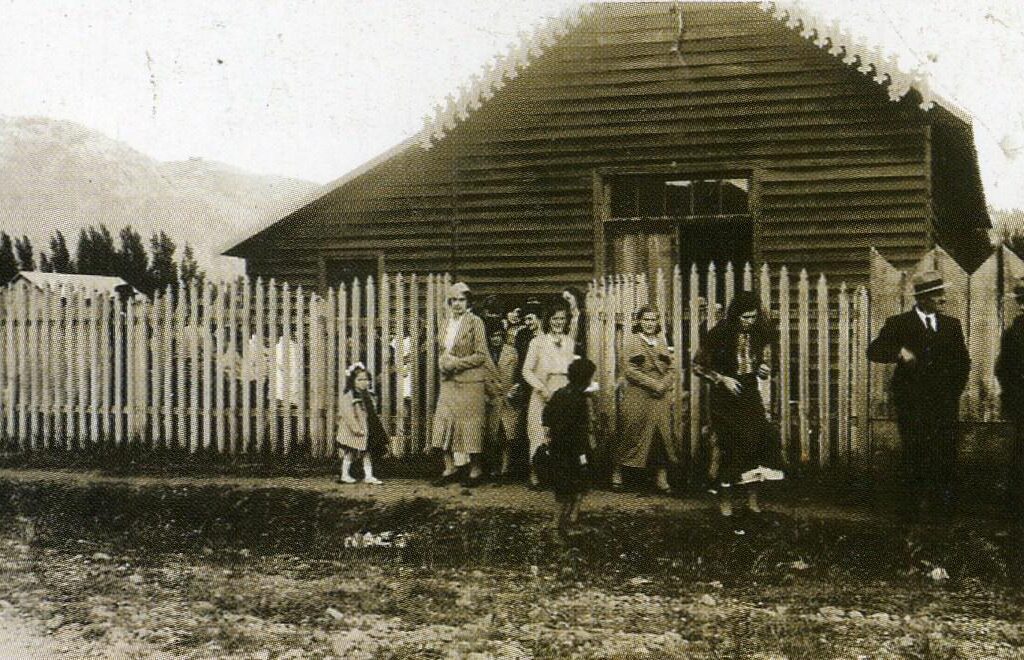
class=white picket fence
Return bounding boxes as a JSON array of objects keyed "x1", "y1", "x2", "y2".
[
  {"x1": 0, "y1": 273, "x2": 454, "y2": 458},
  {"x1": 586, "y1": 261, "x2": 871, "y2": 468},
  {"x1": 1, "y1": 246, "x2": 1021, "y2": 469}
]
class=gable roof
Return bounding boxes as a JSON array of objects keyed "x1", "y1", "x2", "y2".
[
  {"x1": 222, "y1": 0, "x2": 976, "y2": 258},
  {"x1": 9, "y1": 271, "x2": 133, "y2": 297}
]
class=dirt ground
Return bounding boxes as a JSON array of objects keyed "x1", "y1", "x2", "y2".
[{"x1": 1, "y1": 469, "x2": 1023, "y2": 659}]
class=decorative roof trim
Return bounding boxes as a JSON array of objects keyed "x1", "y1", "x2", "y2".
[
  {"x1": 760, "y1": 0, "x2": 971, "y2": 123},
  {"x1": 417, "y1": 3, "x2": 594, "y2": 150}
]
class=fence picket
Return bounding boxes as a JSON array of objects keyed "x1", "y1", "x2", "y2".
[
  {"x1": 706, "y1": 262, "x2": 718, "y2": 328},
  {"x1": 336, "y1": 283, "x2": 348, "y2": 455},
  {"x1": 410, "y1": 275, "x2": 422, "y2": 454},
  {"x1": 837, "y1": 284, "x2": 850, "y2": 465},
  {"x1": 688, "y1": 265, "x2": 701, "y2": 460},
  {"x1": 77, "y1": 289, "x2": 89, "y2": 448},
  {"x1": 852, "y1": 286, "x2": 870, "y2": 465},
  {"x1": 189, "y1": 282, "x2": 201, "y2": 452},
  {"x1": 281, "y1": 283, "x2": 293, "y2": 454},
  {"x1": 778, "y1": 266, "x2": 791, "y2": 463},
  {"x1": 309, "y1": 292, "x2": 325, "y2": 458},
  {"x1": 379, "y1": 274, "x2": 392, "y2": 453},
  {"x1": 967, "y1": 252, "x2": 1000, "y2": 420},
  {"x1": 670, "y1": 265, "x2": 685, "y2": 456},
  {"x1": 425, "y1": 275, "x2": 436, "y2": 446},
  {"x1": 161, "y1": 286, "x2": 174, "y2": 448},
  {"x1": 238, "y1": 278, "x2": 250, "y2": 452},
  {"x1": 324, "y1": 287, "x2": 337, "y2": 458},
  {"x1": 816, "y1": 274, "x2": 831, "y2": 468},
  {"x1": 393, "y1": 274, "x2": 406, "y2": 456},
  {"x1": 797, "y1": 269, "x2": 810, "y2": 464},
  {"x1": 3, "y1": 287, "x2": 15, "y2": 442},
  {"x1": 201, "y1": 281, "x2": 215, "y2": 451},
  {"x1": 26, "y1": 285, "x2": 39, "y2": 448},
  {"x1": 15, "y1": 287, "x2": 30, "y2": 447},
  {"x1": 98, "y1": 294, "x2": 112, "y2": 445},
  {"x1": 296, "y1": 286, "x2": 307, "y2": 450},
  {"x1": 365, "y1": 277, "x2": 376, "y2": 449},
  {"x1": 112, "y1": 292, "x2": 124, "y2": 447},
  {"x1": 724, "y1": 261, "x2": 735, "y2": 309},
  {"x1": 253, "y1": 279, "x2": 267, "y2": 453}
]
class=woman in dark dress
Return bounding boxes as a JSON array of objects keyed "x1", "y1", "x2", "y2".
[{"x1": 693, "y1": 291, "x2": 781, "y2": 517}]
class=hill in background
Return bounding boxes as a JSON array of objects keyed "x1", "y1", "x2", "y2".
[{"x1": 0, "y1": 116, "x2": 320, "y2": 279}]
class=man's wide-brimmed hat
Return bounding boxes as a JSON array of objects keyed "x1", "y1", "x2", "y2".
[{"x1": 911, "y1": 270, "x2": 947, "y2": 297}]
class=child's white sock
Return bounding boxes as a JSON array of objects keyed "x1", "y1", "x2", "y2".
[{"x1": 341, "y1": 456, "x2": 356, "y2": 483}]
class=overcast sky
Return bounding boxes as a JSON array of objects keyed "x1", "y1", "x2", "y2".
[{"x1": 2, "y1": 0, "x2": 1022, "y2": 210}]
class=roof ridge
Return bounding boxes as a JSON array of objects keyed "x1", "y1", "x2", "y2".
[
  {"x1": 760, "y1": 0, "x2": 970, "y2": 122},
  {"x1": 417, "y1": 2, "x2": 595, "y2": 150}
]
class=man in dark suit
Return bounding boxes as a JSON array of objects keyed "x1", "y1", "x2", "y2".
[
  {"x1": 996, "y1": 277, "x2": 1024, "y2": 517},
  {"x1": 868, "y1": 270, "x2": 970, "y2": 519}
]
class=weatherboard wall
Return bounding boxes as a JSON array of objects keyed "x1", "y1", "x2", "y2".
[{"x1": 234, "y1": 2, "x2": 953, "y2": 293}]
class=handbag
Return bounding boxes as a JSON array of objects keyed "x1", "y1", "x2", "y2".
[{"x1": 531, "y1": 443, "x2": 553, "y2": 487}]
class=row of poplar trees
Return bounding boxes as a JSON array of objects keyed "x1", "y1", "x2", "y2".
[{"x1": 0, "y1": 225, "x2": 205, "y2": 297}]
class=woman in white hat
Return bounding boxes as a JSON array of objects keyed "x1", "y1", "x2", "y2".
[{"x1": 430, "y1": 282, "x2": 489, "y2": 486}]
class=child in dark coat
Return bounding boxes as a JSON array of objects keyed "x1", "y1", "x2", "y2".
[{"x1": 542, "y1": 357, "x2": 597, "y2": 536}]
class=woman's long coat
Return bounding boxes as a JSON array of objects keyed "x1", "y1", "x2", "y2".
[
  {"x1": 430, "y1": 312, "x2": 488, "y2": 456},
  {"x1": 617, "y1": 333, "x2": 677, "y2": 468}
]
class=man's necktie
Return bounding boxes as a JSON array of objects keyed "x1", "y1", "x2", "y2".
[{"x1": 926, "y1": 316, "x2": 936, "y2": 333}]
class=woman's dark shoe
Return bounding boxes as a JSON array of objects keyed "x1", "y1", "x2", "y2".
[
  {"x1": 461, "y1": 473, "x2": 484, "y2": 488},
  {"x1": 431, "y1": 471, "x2": 461, "y2": 487}
]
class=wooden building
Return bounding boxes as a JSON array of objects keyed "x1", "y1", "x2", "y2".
[{"x1": 223, "y1": 1, "x2": 990, "y2": 295}]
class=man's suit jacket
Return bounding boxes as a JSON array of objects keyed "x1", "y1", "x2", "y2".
[
  {"x1": 867, "y1": 308, "x2": 970, "y2": 411},
  {"x1": 996, "y1": 315, "x2": 1024, "y2": 422}
]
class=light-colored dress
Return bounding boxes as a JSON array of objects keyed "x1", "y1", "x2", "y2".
[
  {"x1": 522, "y1": 332, "x2": 577, "y2": 457},
  {"x1": 336, "y1": 391, "x2": 369, "y2": 452},
  {"x1": 617, "y1": 333, "x2": 677, "y2": 468},
  {"x1": 430, "y1": 312, "x2": 488, "y2": 465}
]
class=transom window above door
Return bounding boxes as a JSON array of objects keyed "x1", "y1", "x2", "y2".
[{"x1": 609, "y1": 176, "x2": 750, "y2": 219}]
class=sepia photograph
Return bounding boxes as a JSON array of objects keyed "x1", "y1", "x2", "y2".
[{"x1": 1, "y1": 0, "x2": 1024, "y2": 657}]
